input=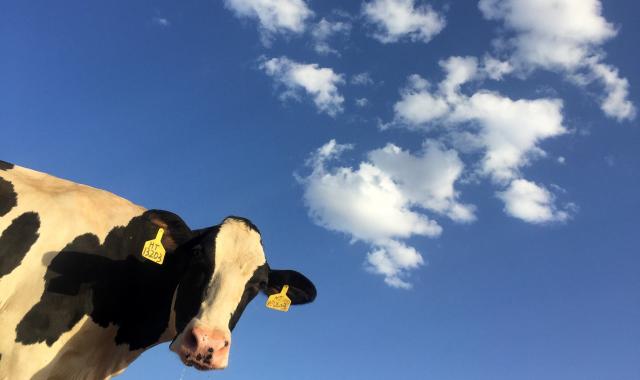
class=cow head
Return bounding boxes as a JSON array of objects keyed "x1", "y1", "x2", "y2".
[{"x1": 169, "y1": 217, "x2": 316, "y2": 370}]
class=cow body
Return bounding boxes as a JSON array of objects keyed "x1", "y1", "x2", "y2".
[{"x1": 0, "y1": 161, "x2": 316, "y2": 380}]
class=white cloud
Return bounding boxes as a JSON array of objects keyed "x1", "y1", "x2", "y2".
[
  {"x1": 393, "y1": 75, "x2": 449, "y2": 125},
  {"x1": 362, "y1": 0, "x2": 445, "y2": 43},
  {"x1": 392, "y1": 57, "x2": 567, "y2": 183},
  {"x1": 366, "y1": 240, "x2": 423, "y2": 289},
  {"x1": 588, "y1": 61, "x2": 637, "y2": 121},
  {"x1": 303, "y1": 141, "x2": 442, "y2": 242},
  {"x1": 301, "y1": 139, "x2": 474, "y2": 288},
  {"x1": 351, "y1": 72, "x2": 374, "y2": 86},
  {"x1": 479, "y1": 0, "x2": 615, "y2": 70},
  {"x1": 478, "y1": 0, "x2": 635, "y2": 121},
  {"x1": 438, "y1": 56, "x2": 479, "y2": 99},
  {"x1": 482, "y1": 56, "x2": 513, "y2": 80},
  {"x1": 497, "y1": 179, "x2": 572, "y2": 223},
  {"x1": 224, "y1": 0, "x2": 313, "y2": 44},
  {"x1": 260, "y1": 56, "x2": 345, "y2": 116},
  {"x1": 368, "y1": 140, "x2": 476, "y2": 222},
  {"x1": 454, "y1": 92, "x2": 565, "y2": 183},
  {"x1": 311, "y1": 18, "x2": 351, "y2": 55},
  {"x1": 355, "y1": 98, "x2": 369, "y2": 107}
]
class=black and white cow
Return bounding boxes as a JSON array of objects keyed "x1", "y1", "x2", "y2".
[{"x1": 0, "y1": 161, "x2": 316, "y2": 379}]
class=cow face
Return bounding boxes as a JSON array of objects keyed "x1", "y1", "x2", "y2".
[{"x1": 169, "y1": 217, "x2": 316, "y2": 370}]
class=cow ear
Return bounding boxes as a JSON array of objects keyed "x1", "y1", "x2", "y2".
[
  {"x1": 265, "y1": 269, "x2": 317, "y2": 305},
  {"x1": 145, "y1": 210, "x2": 193, "y2": 252}
]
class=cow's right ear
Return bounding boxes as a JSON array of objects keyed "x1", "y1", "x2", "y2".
[{"x1": 264, "y1": 269, "x2": 317, "y2": 305}]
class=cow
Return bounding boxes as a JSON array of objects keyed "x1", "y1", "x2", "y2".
[{"x1": 0, "y1": 160, "x2": 316, "y2": 380}]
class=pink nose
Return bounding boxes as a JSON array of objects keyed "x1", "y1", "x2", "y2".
[{"x1": 180, "y1": 326, "x2": 231, "y2": 370}]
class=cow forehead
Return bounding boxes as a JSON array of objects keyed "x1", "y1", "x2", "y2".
[
  {"x1": 193, "y1": 218, "x2": 266, "y2": 329},
  {"x1": 214, "y1": 218, "x2": 266, "y2": 272}
]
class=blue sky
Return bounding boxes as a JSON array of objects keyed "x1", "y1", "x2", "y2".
[{"x1": 1, "y1": 0, "x2": 639, "y2": 379}]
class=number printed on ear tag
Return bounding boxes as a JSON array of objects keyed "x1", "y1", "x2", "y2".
[
  {"x1": 142, "y1": 228, "x2": 166, "y2": 265},
  {"x1": 266, "y1": 285, "x2": 291, "y2": 312}
]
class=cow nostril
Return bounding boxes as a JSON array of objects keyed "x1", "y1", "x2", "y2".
[
  {"x1": 186, "y1": 330, "x2": 198, "y2": 350},
  {"x1": 208, "y1": 347, "x2": 213, "y2": 353},
  {"x1": 224, "y1": 340, "x2": 229, "y2": 348}
]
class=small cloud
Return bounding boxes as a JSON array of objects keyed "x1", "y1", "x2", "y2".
[
  {"x1": 479, "y1": 0, "x2": 616, "y2": 70},
  {"x1": 365, "y1": 241, "x2": 424, "y2": 289},
  {"x1": 481, "y1": 55, "x2": 513, "y2": 80},
  {"x1": 497, "y1": 179, "x2": 574, "y2": 223},
  {"x1": 362, "y1": 0, "x2": 446, "y2": 44},
  {"x1": 355, "y1": 98, "x2": 369, "y2": 107},
  {"x1": 152, "y1": 17, "x2": 170, "y2": 27},
  {"x1": 557, "y1": 156, "x2": 566, "y2": 164},
  {"x1": 260, "y1": 56, "x2": 345, "y2": 116},
  {"x1": 311, "y1": 18, "x2": 351, "y2": 55},
  {"x1": 351, "y1": 72, "x2": 374, "y2": 86},
  {"x1": 604, "y1": 155, "x2": 615, "y2": 167},
  {"x1": 589, "y1": 61, "x2": 636, "y2": 121},
  {"x1": 224, "y1": 0, "x2": 313, "y2": 45}
]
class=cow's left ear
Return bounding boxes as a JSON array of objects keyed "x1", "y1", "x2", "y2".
[
  {"x1": 264, "y1": 269, "x2": 317, "y2": 305},
  {"x1": 145, "y1": 210, "x2": 193, "y2": 252}
]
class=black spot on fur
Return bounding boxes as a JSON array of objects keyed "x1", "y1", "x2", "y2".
[
  {"x1": 15, "y1": 211, "x2": 194, "y2": 350},
  {"x1": 173, "y1": 226, "x2": 218, "y2": 335},
  {"x1": 0, "y1": 177, "x2": 17, "y2": 217},
  {"x1": 228, "y1": 263, "x2": 269, "y2": 331},
  {"x1": 0, "y1": 212, "x2": 40, "y2": 278},
  {"x1": 0, "y1": 161, "x2": 13, "y2": 171}
]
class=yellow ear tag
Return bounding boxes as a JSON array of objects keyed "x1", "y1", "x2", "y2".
[
  {"x1": 141, "y1": 228, "x2": 166, "y2": 265},
  {"x1": 266, "y1": 285, "x2": 291, "y2": 312}
]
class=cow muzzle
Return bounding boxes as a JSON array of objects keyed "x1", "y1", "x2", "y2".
[{"x1": 171, "y1": 325, "x2": 231, "y2": 370}]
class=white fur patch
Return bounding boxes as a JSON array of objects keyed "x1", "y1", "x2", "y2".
[{"x1": 198, "y1": 218, "x2": 266, "y2": 331}]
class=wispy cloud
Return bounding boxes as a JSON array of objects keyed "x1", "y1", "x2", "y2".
[
  {"x1": 355, "y1": 98, "x2": 369, "y2": 107},
  {"x1": 311, "y1": 18, "x2": 351, "y2": 55},
  {"x1": 224, "y1": 0, "x2": 313, "y2": 45},
  {"x1": 152, "y1": 16, "x2": 170, "y2": 27},
  {"x1": 351, "y1": 72, "x2": 374, "y2": 86}
]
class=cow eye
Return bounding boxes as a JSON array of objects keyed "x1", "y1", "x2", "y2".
[
  {"x1": 258, "y1": 281, "x2": 267, "y2": 289},
  {"x1": 192, "y1": 245, "x2": 203, "y2": 257}
]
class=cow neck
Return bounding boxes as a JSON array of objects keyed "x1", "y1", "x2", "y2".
[{"x1": 14, "y1": 210, "x2": 195, "y2": 352}]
